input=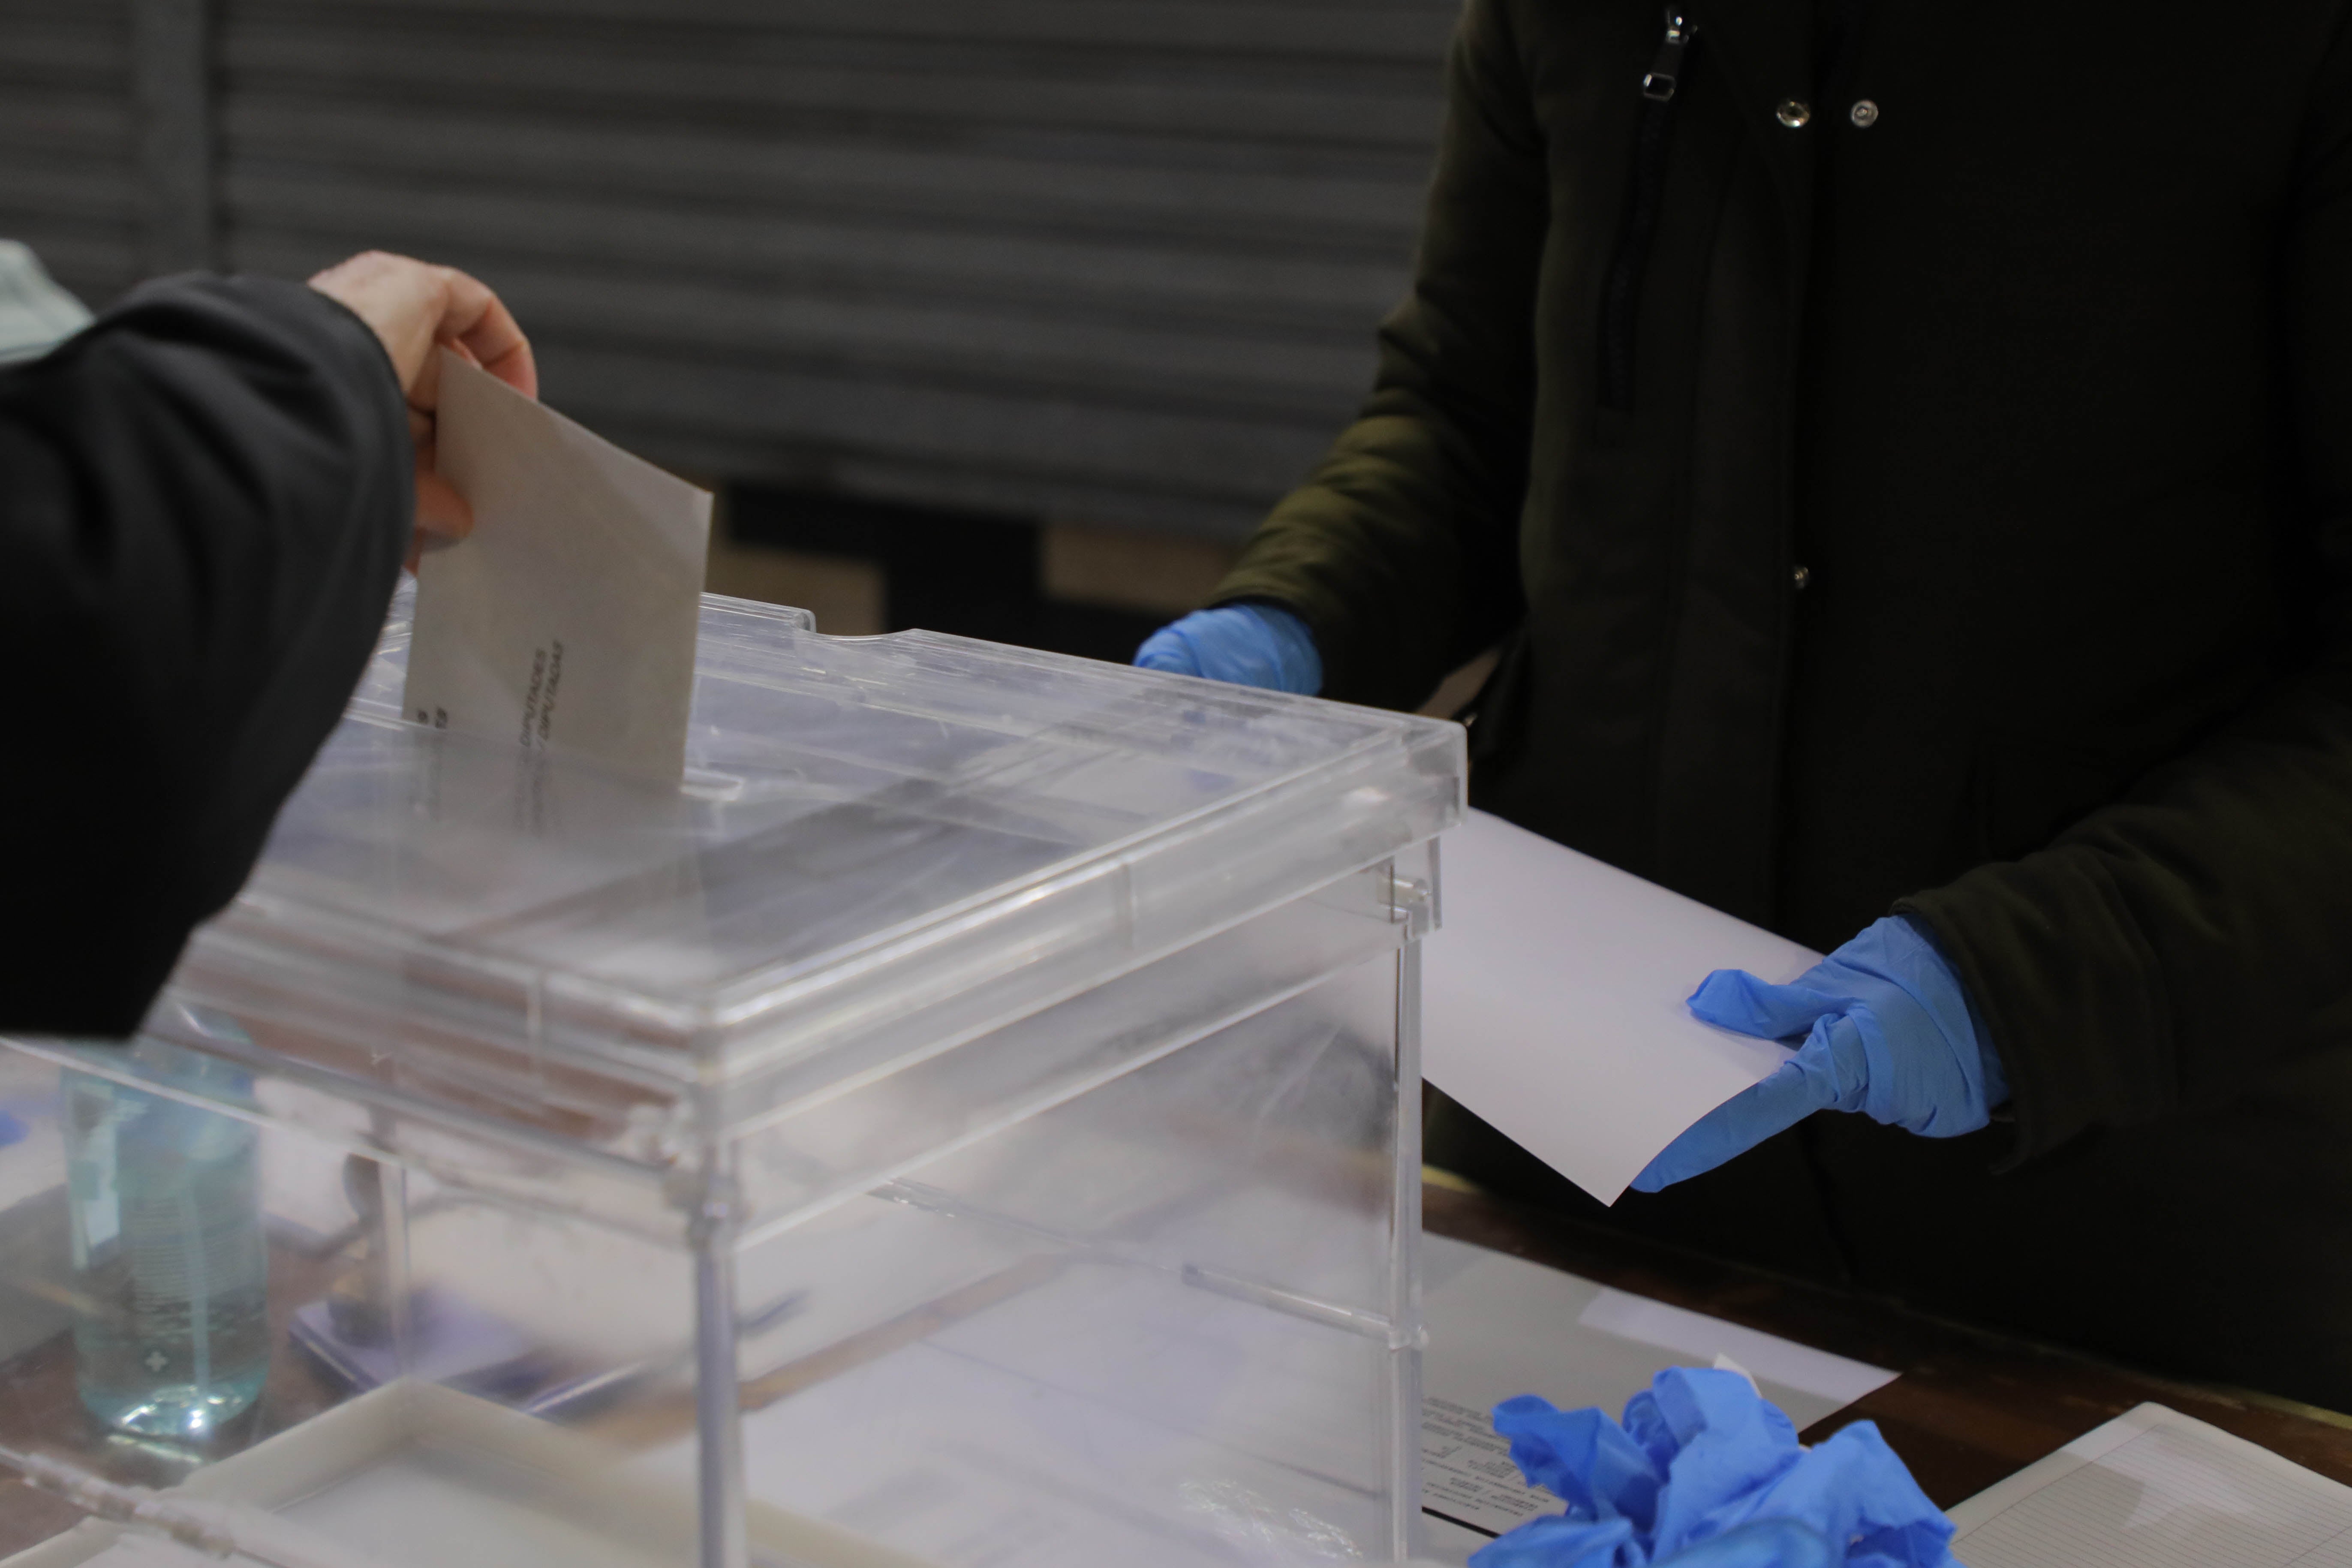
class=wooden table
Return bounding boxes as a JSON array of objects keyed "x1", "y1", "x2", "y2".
[{"x1": 1425, "y1": 1174, "x2": 2352, "y2": 1508}]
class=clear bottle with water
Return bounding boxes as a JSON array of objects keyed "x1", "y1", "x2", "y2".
[{"x1": 64, "y1": 1041, "x2": 270, "y2": 1440}]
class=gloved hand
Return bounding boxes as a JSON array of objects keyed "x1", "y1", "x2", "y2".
[
  {"x1": 1472, "y1": 1367, "x2": 1960, "y2": 1568},
  {"x1": 1133, "y1": 603, "x2": 1322, "y2": 695},
  {"x1": 0, "y1": 240, "x2": 91, "y2": 364},
  {"x1": 1631, "y1": 916, "x2": 2008, "y2": 1193}
]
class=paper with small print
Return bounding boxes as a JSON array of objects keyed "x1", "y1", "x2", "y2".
[
  {"x1": 1948, "y1": 1402, "x2": 2352, "y2": 1567},
  {"x1": 404, "y1": 351, "x2": 711, "y2": 783},
  {"x1": 1422, "y1": 810, "x2": 1823, "y2": 1205},
  {"x1": 1417, "y1": 1232, "x2": 1898, "y2": 1550}
]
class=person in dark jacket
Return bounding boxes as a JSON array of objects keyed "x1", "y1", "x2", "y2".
[
  {"x1": 1, "y1": 249, "x2": 533, "y2": 1036},
  {"x1": 1139, "y1": 0, "x2": 2352, "y2": 1410}
]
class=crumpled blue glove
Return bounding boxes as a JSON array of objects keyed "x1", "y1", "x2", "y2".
[
  {"x1": 1630, "y1": 916, "x2": 2008, "y2": 1193},
  {"x1": 1471, "y1": 1368, "x2": 1961, "y2": 1568},
  {"x1": 1133, "y1": 603, "x2": 1321, "y2": 694}
]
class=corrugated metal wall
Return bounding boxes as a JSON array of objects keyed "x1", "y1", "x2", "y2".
[
  {"x1": 0, "y1": 2, "x2": 143, "y2": 305},
  {"x1": 2, "y1": 0, "x2": 1452, "y2": 539}
]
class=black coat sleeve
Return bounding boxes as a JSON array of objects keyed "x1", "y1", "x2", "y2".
[
  {"x1": 1899, "y1": 18, "x2": 2352, "y2": 1161},
  {"x1": 0, "y1": 274, "x2": 411, "y2": 1035}
]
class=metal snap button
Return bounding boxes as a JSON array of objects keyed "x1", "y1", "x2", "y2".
[
  {"x1": 1850, "y1": 99, "x2": 1880, "y2": 128},
  {"x1": 1776, "y1": 99, "x2": 1812, "y2": 128}
]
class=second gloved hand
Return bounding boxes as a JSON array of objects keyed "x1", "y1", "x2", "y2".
[
  {"x1": 1630, "y1": 916, "x2": 2009, "y2": 1193},
  {"x1": 1134, "y1": 603, "x2": 1322, "y2": 694}
]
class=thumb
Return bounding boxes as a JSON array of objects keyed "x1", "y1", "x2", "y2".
[
  {"x1": 1134, "y1": 625, "x2": 1205, "y2": 675},
  {"x1": 406, "y1": 465, "x2": 474, "y2": 573}
]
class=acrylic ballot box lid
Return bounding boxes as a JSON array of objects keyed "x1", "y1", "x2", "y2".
[{"x1": 139, "y1": 586, "x2": 1462, "y2": 1236}]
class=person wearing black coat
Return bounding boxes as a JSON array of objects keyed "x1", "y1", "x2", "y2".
[
  {"x1": 0, "y1": 250, "x2": 532, "y2": 1037},
  {"x1": 1143, "y1": 0, "x2": 2352, "y2": 1408}
]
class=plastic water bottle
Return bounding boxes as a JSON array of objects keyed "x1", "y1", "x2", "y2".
[{"x1": 64, "y1": 1042, "x2": 269, "y2": 1440}]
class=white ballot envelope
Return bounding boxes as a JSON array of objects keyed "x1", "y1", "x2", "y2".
[
  {"x1": 404, "y1": 351, "x2": 712, "y2": 783},
  {"x1": 1423, "y1": 810, "x2": 1821, "y2": 1205}
]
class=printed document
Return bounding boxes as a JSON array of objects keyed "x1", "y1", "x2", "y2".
[{"x1": 1949, "y1": 1402, "x2": 2352, "y2": 1568}]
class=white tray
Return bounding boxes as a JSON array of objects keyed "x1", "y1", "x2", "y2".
[{"x1": 6, "y1": 1382, "x2": 927, "y2": 1568}]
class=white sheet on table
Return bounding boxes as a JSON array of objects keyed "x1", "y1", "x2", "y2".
[{"x1": 1948, "y1": 1402, "x2": 2352, "y2": 1568}]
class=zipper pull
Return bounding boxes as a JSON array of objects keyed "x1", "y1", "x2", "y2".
[{"x1": 1642, "y1": 9, "x2": 1695, "y2": 102}]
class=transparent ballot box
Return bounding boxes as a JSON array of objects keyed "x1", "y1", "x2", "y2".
[{"x1": 0, "y1": 587, "x2": 1463, "y2": 1568}]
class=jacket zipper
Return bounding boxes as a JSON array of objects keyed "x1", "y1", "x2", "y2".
[{"x1": 1599, "y1": 8, "x2": 1695, "y2": 412}]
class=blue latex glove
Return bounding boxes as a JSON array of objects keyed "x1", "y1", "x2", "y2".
[
  {"x1": 1630, "y1": 916, "x2": 2009, "y2": 1193},
  {"x1": 1133, "y1": 603, "x2": 1322, "y2": 695},
  {"x1": 1471, "y1": 1368, "x2": 1961, "y2": 1568},
  {"x1": 1652, "y1": 1521, "x2": 1844, "y2": 1568},
  {"x1": 1485, "y1": 1519, "x2": 1839, "y2": 1568}
]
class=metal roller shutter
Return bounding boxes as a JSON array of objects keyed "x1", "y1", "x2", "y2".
[
  {"x1": 0, "y1": 0, "x2": 144, "y2": 307},
  {"x1": 215, "y1": 0, "x2": 1451, "y2": 538}
]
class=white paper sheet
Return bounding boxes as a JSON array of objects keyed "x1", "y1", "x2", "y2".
[
  {"x1": 1417, "y1": 1233, "x2": 1897, "y2": 1552},
  {"x1": 404, "y1": 352, "x2": 712, "y2": 783},
  {"x1": 1422, "y1": 810, "x2": 1821, "y2": 1204},
  {"x1": 1948, "y1": 1402, "x2": 2352, "y2": 1567}
]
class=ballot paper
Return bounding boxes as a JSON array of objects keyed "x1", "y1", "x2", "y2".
[
  {"x1": 1948, "y1": 1402, "x2": 2352, "y2": 1567},
  {"x1": 1417, "y1": 1232, "x2": 1898, "y2": 1553},
  {"x1": 404, "y1": 351, "x2": 711, "y2": 783},
  {"x1": 1422, "y1": 810, "x2": 1821, "y2": 1205}
]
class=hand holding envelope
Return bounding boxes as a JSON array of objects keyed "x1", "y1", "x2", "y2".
[
  {"x1": 1422, "y1": 811, "x2": 1819, "y2": 1205},
  {"x1": 308, "y1": 251, "x2": 538, "y2": 568}
]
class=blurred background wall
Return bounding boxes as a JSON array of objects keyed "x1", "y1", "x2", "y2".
[{"x1": 0, "y1": 0, "x2": 1450, "y2": 659}]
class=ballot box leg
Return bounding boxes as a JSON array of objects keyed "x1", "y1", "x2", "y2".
[
  {"x1": 1392, "y1": 936, "x2": 1428, "y2": 1562},
  {"x1": 691, "y1": 1169, "x2": 748, "y2": 1568}
]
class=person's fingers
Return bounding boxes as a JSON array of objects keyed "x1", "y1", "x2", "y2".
[
  {"x1": 1626, "y1": 1062, "x2": 1828, "y2": 1193},
  {"x1": 310, "y1": 253, "x2": 536, "y2": 407},
  {"x1": 1134, "y1": 626, "x2": 1206, "y2": 677},
  {"x1": 407, "y1": 342, "x2": 445, "y2": 416},
  {"x1": 1791, "y1": 1011, "x2": 1872, "y2": 1116},
  {"x1": 1687, "y1": 970, "x2": 1849, "y2": 1041},
  {"x1": 432, "y1": 268, "x2": 536, "y2": 399},
  {"x1": 308, "y1": 251, "x2": 445, "y2": 393},
  {"x1": 412, "y1": 464, "x2": 474, "y2": 553}
]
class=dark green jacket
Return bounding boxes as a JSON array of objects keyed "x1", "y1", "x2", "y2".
[{"x1": 1214, "y1": 0, "x2": 2352, "y2": 1406}]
